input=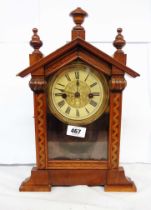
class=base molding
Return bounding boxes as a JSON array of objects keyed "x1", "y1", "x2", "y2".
[
  {"x1": 19, "y1": 166, "x2": 136, "y2": 192},
  {"x1": 19, "y1": 184, "x2": 51, "y2": 192},
  {"x1": 104, "y1": 183, "x2": 136, "y2": 192},
  {"x1": 19, "y1": 167, "x2": 51, "y2": 192},
  {"x1": 105, "y1": 166, "x2": 137, "y2": 192}
]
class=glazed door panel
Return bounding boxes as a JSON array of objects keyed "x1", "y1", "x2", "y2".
[{"x1": 47, "y1": 113, "x2": 109, "y2": 160}]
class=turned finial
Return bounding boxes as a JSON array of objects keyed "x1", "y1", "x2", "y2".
[
  {"x1": 30, "y1": 28, "x2": 43, "y2": 54},
  {"x1": 113, "y1": 28, "x2": 126, "y2": 53},
  {"x1": 70, "y1": 7, "x2": 88, "y2": 40}
]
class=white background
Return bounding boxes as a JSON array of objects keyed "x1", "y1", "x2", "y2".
[{"x1": 0, "y1": 0, "x2": 151, "y2": 164}]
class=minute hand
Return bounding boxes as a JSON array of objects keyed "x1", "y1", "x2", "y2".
[{"x1": 76, "y1": 79, "x2": 80, "y2": 92}]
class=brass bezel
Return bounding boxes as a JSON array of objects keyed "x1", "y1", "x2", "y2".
[{"x1": 47, "y1": 62, "x2": 109, "y2": 125}]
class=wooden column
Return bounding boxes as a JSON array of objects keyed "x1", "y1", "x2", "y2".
[
  {"x1": 28, "y1": 28, "x2": 47, "y2": 169},
  {"x1": 29, "y1": 77, "x2": 47, "y2": 169},
  {"x1": 108, "y1": 28, "x2": 127, "y2": 169},
  {"x1": 20, "y1": 29, "x2": 50, "y2": 191},
  {"x1": 105, "y1": 28, "x2": 136, "y2": 192}
]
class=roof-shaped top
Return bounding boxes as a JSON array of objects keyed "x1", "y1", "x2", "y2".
[
  {"x1": 17, "y1": 37, "x2": 139, "y2": 78},
  {"x1": 17, "y1": 7, "x2": 140, "y2": 78}
]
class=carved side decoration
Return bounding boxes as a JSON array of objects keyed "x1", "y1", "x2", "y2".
[
  {"x1": 110, "y1": 93, "x2": 121, "y2": 168},
  {"x1": 29, "y1": 77, "x2": 47, "y2": 93},
  {"x1": 109, "y1": 76, "x2": 126, "y2": 169},
  {"x1": 110, "y1": 77, "x2": 127, "y2": 91},
  {"x1": 34, "y1": 93, "x2": 47, "y2": 169},
  {"x1": 29, "y1": 76, "x2": 47, "y2": 169}
]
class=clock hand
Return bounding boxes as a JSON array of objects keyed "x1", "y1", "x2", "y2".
[
  {"x1": 75, "y1": 79, "x2": 80, "y2": 98},
  {"x1": 76, "y1": 79, "x2": 79, "y2": 92}
]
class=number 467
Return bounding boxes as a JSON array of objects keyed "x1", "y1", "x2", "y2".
[{"x1": 71, "y1": 128, "x2": 81, "y2": 134}]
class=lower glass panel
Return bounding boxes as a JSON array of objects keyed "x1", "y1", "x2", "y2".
[{"x1": 47, "y1": 113, "x2": 109, "y2": 160}]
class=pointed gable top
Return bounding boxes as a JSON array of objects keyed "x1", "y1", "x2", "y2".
[
  {"x1": 17, "y1": 37, "x2": 139, "y2": 78},
  {"x1": 17, "y1": 8, "x2": 139, "y2": 78}
]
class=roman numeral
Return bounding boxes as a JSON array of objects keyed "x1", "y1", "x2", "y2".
[
  {"x1": 91, "y1": 92, "x2": 100, "y2": 96},
  {"x1": 55, "y1": 93, "x2": 63, "y2": 96},
  {"x1": 76, "y1": 109, "x2": 80, "y2": 117},
  {"x1": 65, "y1": 73, "x2": 71, "y2": 81},
  {"x1": 58, "y1": 100, "x2": 65, "y2": 108},
  {"x1": 55, "y1": 88, "x2": 65, "y2": 92},
  {"x1": 85, "y1": 107, "x2": 90, "y2": 114},
  {"x1": 85, "y1": 74, "x2": 89, "y2": 81},
  {"x1": 75, "y1": 71, "x2": 79, "y2": 80},
  {"x1": 90, "y1": 100, "x2": 97, "y2": 107},
  {"x1": 65, "y1": 106, "x2": 71, "y2": 114},
  {"x1": 57, "y1": 83, "x2": 65, "y2": 87},
  {"x1": 90, "y1": 82, "x2": 97, "y2": 88}
]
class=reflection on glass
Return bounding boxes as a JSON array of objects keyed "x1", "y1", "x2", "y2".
[{"x1": 47, "y1": 113, "x2": 109, "y2": 160}]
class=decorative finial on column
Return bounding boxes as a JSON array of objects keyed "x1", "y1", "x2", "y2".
[
  {"x1": 113, "y1": 28, "x2": 126, "y2": 54},
  {"x1": 30, "y1": 28, "x2": 43, "y2": 54},
  {"x1": 70, "y1": 7, "x2": 88, "y2": 40}
]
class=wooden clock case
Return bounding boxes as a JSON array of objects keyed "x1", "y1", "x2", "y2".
[{"x1": 17, "y1": 8, "x2": 139, "y2": 192}]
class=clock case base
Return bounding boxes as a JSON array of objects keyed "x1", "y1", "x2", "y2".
[{"x1": 19, "y1": 167, "x2": 136, "y2": 192}]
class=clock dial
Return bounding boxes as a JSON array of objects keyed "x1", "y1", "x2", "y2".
[{"x1": 47, "y1": 62, "x2": 109, "y2": 125}]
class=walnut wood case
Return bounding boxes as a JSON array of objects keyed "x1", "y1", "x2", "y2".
[{"x1": 17, "y1": 7, "x2": 139, "y2": 192}]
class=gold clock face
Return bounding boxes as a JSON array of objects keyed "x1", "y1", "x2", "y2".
[{"x1": 47, "y1": 62, "x2": 109, "y2": 125}]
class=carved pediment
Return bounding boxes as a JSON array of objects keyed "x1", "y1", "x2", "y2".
[{"x1": 17, "y1": 38, "x2": 139, "y2": 78}]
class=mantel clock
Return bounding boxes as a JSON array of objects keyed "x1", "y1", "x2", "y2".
[{"x1": 17, "y1": 7, "x2": 139, "y2": 192}]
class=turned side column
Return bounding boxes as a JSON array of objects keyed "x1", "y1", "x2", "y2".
[
  {"x1": 28, "y1": 29, "x2": 47, "y2": 169},
  {"x1": 104, "y1": 28, "x2": 136, "y2": 192},
  {"x1": 108, "y1": 28, "x2": 127, "y2": 169}
]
